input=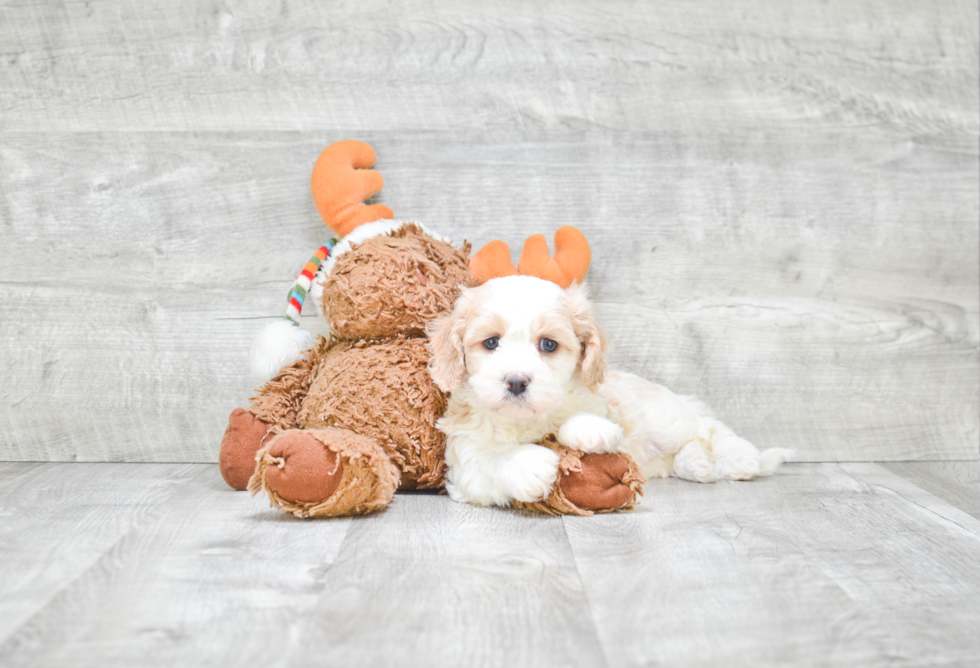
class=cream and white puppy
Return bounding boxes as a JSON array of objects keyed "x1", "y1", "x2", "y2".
[{"x1": 427, "y1": 275, "x2": 790, "y2": 507}]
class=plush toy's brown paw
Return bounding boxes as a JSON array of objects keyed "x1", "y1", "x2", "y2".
[
  {"x1": 561, "y1": 453, "x2": 637, "y2": 511},
  {"x1": 219, "y1": 408, "x2": 274, "y2": 490},
  {"x1": 513, "y1": 434, "x2": 645, "y2": 516},
  {"x1": 249, "y1": 428, "x2": 400, "y2": 518},
  {"x1": 260, "y1": 431, "x2": 345, "y2": 504}
]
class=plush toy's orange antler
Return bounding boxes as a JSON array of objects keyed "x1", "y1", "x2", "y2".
[
  {"x1": 311, "y1": 140, "x2": 394, "y2": 238},
  {"x1": 469, "y1": 226, "x2": 591, "y2": 288}
]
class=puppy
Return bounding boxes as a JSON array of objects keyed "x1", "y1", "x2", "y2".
[{"x1": 427, "y1": 275, "x2": 790, "y2": 507}]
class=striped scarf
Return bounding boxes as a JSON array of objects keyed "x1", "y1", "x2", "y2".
[{"x1": 284, "y1": 239, "x2": 338, "y2": 325}]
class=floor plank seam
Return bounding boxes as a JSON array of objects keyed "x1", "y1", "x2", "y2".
[
  {"x1": 0, "y1": 465, "x2": 209, "y2": 654},
  {"x1": 560, "y1": 516, "x2": 613, "y2": 668},
  {"x1": 837, "y1": 464, "x2": 980, "y2": 542}
]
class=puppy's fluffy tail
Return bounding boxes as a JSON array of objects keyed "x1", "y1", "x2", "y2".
[{"x1": 758, "y1": 448, "x2": 794, "y2": 476}]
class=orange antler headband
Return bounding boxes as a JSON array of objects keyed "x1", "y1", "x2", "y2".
[{"x1": 469, "y1": 226, "x2": 591, "y2": 288}]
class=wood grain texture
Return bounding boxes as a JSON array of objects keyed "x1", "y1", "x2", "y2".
[
  {"x1": 0, "y1": 462, "x2": 202, "y2": 644},
  {"x1": 284, "y1": 492, "x2": 606, "y2": 668},
  {"x1": 0, "y1": 133, "x2": 323, "y2": 462},
  {"x1": 882, "y1": 460, "x2": 980, "y2": 520},
  {"x1": 563, "y1": 463, "x2": 980, "y2": 668},
  {"x1": 0, "y1": 462, "x2": 353, "y2": 667},
  {"x1": 841, "y1": 462, "x2": 980, "y2": 537},
  {"x1": 0, "y1": 0, "x2": 976, "y2": 134},
  {"x1": 0, "y1": 0, "x2": 977, "y2": 462},
  {"x1": 2, "y1": 462, "x2": 979, "y2": 667},
  {"x1": 0, "y1": 463, "x2": 604, "y2": 668}
]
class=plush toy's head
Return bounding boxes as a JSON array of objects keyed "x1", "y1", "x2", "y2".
[{"x1": 317, "y1": 223, "x2": 471, "y2": 340}]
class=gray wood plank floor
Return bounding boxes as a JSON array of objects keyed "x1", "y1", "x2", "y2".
[
  {"x1": 882, "y1": 460, "x2": 980, "y2": 521},
  {"x1": 0, "y1": 0, "x2": 977, "y2": 464},
  {"x1": 1, "y1": 461, "x2": 978, "y2": 667}
]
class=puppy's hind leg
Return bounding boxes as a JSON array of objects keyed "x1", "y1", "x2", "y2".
[
  {"x1": 672, "y1": 441, "x2": 718, "y2": 483},
  {"x1": 706, "y1": 418, "x2": 791, "y2": 480}
]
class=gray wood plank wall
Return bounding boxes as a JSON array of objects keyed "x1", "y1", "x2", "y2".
[{"x1": 1, "y1": 0, "x2": 977, "y2": 462}]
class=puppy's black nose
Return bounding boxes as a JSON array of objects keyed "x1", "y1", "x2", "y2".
[{"x1": 505, "y1": 374, "x2": 530, "y2": 396}]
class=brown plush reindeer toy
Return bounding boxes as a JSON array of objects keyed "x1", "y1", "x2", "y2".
[{"x1": 218, "y1": 140, "x2": 643, "y2": 517}]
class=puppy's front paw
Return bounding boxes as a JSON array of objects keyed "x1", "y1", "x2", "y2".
[
  {"x1": 558, "y1": 413, "x2": 623, "y2": 454},
  {"x1": 505, "y1": 445, "x2": 560, "y2": 503}
]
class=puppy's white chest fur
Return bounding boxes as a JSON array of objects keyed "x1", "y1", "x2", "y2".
[{"x1": 439, "y1": 378, "x2": 607, "y2": 447}]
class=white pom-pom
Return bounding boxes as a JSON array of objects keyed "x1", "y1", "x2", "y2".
[{"x1": 249, "y1": 320, "x2": 314, "y2": 383}]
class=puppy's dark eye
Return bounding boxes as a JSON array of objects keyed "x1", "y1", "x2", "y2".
[
  {"x1": 539, "y1": 338, "x2": 558, "y2": 353},
  {"x1": 483, "y1": 337, "x2": 500, "y2": 351}
]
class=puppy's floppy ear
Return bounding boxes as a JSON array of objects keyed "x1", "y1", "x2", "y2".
[
  {"x1": 426, "y1": 291, "x2": 473, "y2": 392},
  {"x1": 564, "y1": 282, "x2": 608, "y2": 391}
]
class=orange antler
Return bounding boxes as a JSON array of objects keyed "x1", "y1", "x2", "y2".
[
  {"x1": 469, "y1": 227, "x2": 591, "y2": 288},
  {"x1": 468, "y1": 240, "x2": 520, "y2": 285},
  {"x1": 310, "y1": 140, "x2": 394, "y2": 238}
]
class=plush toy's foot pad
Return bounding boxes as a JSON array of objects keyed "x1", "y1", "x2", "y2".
[
  {"x1": 219, "y1": 408, "x2": 274, "y2": 490},
  {"x1": 249, "y1": 428, "x2": 400, "y2": 518},
  {"x1": 514, "y1": 434, "x2": 645, "y2": 516},
  {"x1": 261, "y1": 432, "x2": 344, "y2": 504},
  {"x1": 562, "y1": 453, "x2": 637, "y2": 511}
]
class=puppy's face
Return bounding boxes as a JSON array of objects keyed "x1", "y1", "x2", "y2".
[{"x1": 427, "y1": 276, "x2": 607, "y2": 420}]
